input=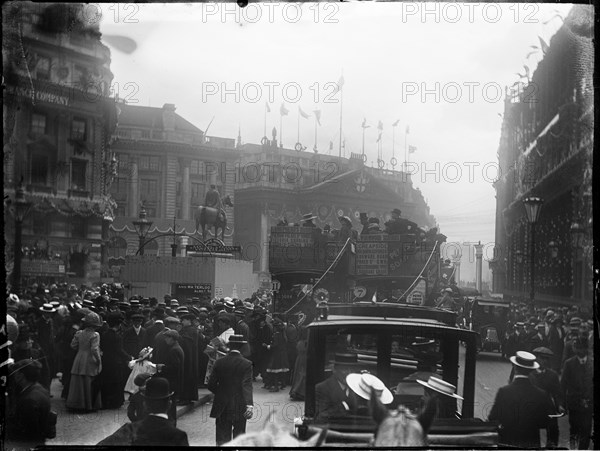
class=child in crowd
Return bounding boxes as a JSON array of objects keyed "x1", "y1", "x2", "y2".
[{"x1": 124, "y1": 347, "x2": 156, "y2": 395}]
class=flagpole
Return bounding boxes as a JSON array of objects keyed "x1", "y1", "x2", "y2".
[
  {"x1": 338, "y1": 86, "x2": 343, "y2": 159},
  {"x1": 362, "y1": 126, "x2": 366, "y2": 157},
  {"x1": 297, "y1": 109, "x2": 300, "y2": 145},
  {"x1": 404, "y1": 129, "x2": 407, "y2": 172},
  {"x1": 314, "y1": 116, "x2": 318, "y2": 152},
  {"x1": 280, "y1": 114, "x2": 283, "y2": 148},
  {"x1": 392, "y1": 126, "x2": 395, "y2": 162}
]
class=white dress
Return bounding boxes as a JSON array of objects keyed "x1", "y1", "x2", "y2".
[{"x1": 124, "y1": 359, "x2": 157, "y2": 395}]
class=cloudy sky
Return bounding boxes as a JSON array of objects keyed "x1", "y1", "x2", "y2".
[{"x1": 98, "y1": 2, "x2": 573, "y2": 284}]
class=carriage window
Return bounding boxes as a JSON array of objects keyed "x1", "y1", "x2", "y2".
[{"x1": 323, "y1": 331, "x2": 378, "y2": 379}]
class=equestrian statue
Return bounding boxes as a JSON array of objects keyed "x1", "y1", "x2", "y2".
[{"x1": 194, "y1": 184, "x2": 234, "y2": 241}]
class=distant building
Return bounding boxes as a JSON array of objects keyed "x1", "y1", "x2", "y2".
[
  {"x1": 4, "y1": 3, "x2": 118, "y2": 285},
  {"x1": 491, "y1": 5, "x2": 593, "y2": 308}
]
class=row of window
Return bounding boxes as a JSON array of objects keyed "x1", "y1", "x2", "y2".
[
  {"x1": 31, "y1": 112, "x2": 88, "y2": 141},
  {"x1": 25, "y1": 216, "x2": 87, "y2": 238},
  {"x1": 30, "y1": 154, "x2": 88, "y2": 190},
  {"x1": 33, "y1": 53, "x2": 103, "y2": 91}
]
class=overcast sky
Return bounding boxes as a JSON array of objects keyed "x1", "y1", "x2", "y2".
[{"x1": 98, "y1": 2, "x2": 573, "y2": 284}]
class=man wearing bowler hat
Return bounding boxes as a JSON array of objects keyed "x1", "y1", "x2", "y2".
[
  {"x1": 488, "y1": 351, "x2": 553, "y2": 448},
  {"x1": 97, "y1": 377, "x2": 188, "y2": 446},
  {"x1": 314, "y1": 353, "x2": 361, "y2": 423},
  {"x1": 208, "y1": 335, "x2": 254, "y2": 445}
]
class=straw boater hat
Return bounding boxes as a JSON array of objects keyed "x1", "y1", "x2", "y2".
[
  {"x1": 338, "y1": 216, "x2": 352, "y2": 226},
  {"x1": 347, "y1": 373, "x2": 393, "y2": 404},
  {"x1": 302, "y1": 213, "x2": 317, "y2": 221},
  {"x1": 509, "y1": 351, "x2": 540, "y2": 370},
  {"x1": 416, "y1": 376, "x2": 463, "y2": 400},
  {"x1": 228, "y1": 334, "x2": 247, "y2": 346},
  {"x1": 138, "y1": 346, "x2": 153, "y2": 360},
  {"x1": 39, "y1": 303, "x2": 57, "y2": 313}
]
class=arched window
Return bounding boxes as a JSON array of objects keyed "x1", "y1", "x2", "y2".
[
  {"x1": 107, "y1": 235, "x2": 127, "y2": 267},
  {"x1": 143, "y1": 239, "x2": 159, "y2": 256}
]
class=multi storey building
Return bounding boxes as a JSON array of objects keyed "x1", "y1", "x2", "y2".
[
  {"x1": 4, "y1": 3, "x2": 118, "y2": 287},
  {"x1": 491, "y1": 5, "x2": 593, "y2": 307}
]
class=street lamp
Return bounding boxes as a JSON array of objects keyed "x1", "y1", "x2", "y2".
[
  {"x1": 11, "y1": 179, "x2": 32, "y2": 295},
  {"x1": 132, "y1": 205, "x2": 153, "y2": 255},
  {"x1": 570, "y1": 222, "x2": 585, "y2": 250},
  {"x1": 522, "y1": 196, "x2": 544, "y2": 312},
  {"x1": 548, "y1": 241, "x2": 559, "y2": 259}
]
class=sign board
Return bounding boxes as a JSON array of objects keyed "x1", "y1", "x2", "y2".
[
  {"x1": 272, "y1": 280, "x2": 281, "y2": 291},
  {"x1": 353, "y1": 286, "x2": 367, "y2": 298},
  {"x1": 407, "y1": 279, "x2": 427, "y2": 305},
  {"x1": 21, "y1": 260, "x2": 66, "y2": 276},
  {"x1": 186, "y1": 244, "x2": 241, "y2": 253},
  {"x1": 215, "y1": 287, "x2": 223, "y2": 297},
  {"x1": 172, "y1": 283, "x2": 212, "y2": 299},
  {"x1": 355, "y1": 239, "x2": 423, "y2": 277}
]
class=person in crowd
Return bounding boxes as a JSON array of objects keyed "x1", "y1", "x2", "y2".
[
  {"x1": 284, "y1": 314, "x2": 300, "y2": 385},
  {"x1": 66, "y1": 312, "x2": 103, "y2": 412},
  {"x1": 301, "y1": 213, "x2": 318, "y2": 228},
  {"x1": 6, "y1": 359, "x2": 54, "y2": 448},
  {"x1": 289, "y1": 326, "x2": 308, "y2": 401},
  {"x1": 122, "y1": 313, "x2": 147, "y2": 360},
  {"x1": 125, "y1": 346, "x2": 156, "y2": 396},
  {"x1": 414, "y1": 375, "x2": 463, "y2": 420},
  {"x1": 561, "y1": 337, "x2": 593, "y2": 450},
  {"x1": 216, "y1": 312, "x2": 235, "y2": 345},
  {"x1": 384, "y1": 208, "x2": 408, "y2": 235},
  {"x1": 488, "y1": 351, "x2": 553, "y2": 448},
  {"x1": 547, "y1": 315, "x2": 565, "y2": 372},
  {"x1": 505, "y1": 322, "x2": 526, "y2": 358},
  {"x1": 207, "y1": 335, "x2": 254, "y2": 445},
  {"x1": 264, "y1": 316, "x2": 289, "y2": 392},
  {"x1": 98, "y1": 377, "x2": 189, "y2": 446},
  {"x1": 155, "y1": 329, "x2": 184, "y2": 423},
  {"x1": 530, "y1": 347, "x2": 564, "y2": 449},
  {"x1": 562, "y1": 317, "x2": 582, "y2": 365},
  {"x1": 127, "y1": 372, "x2": 152, "y2": 423},
  {"x1": 359, "y1": 212, "x2": 369, "y2": 236},
  {"x1": 527, "y1": 323, "x2": 548, "y2": 352},
  {"x1": 179, "y1": 312, "x2": 199, "y2": 404},
  {"x1": 233, "y1": 308, "x2": 251, "y2": 359},
  {"x1": 337, "y1": 215, "x2": 355, "y2": 242},
  {"x1": 36, "y1": 303, "x2": 57, "y2": 381},
  {"x1": 252, "y1": 309, "x2": 272, "y2": 385},
  {"x1": 100, "y1": 311, "x2": 130, "y2": 409},
  {"x1": 144, "y1": 308, "x2": 166, "y2": 348},
  {"x1": 367, "y1": 218, "x2": 382, "y2": 234},
  {"x1": 11, "y1": 326, "x2": 52, "y2": 390},
  {"x1": 153, "y1": 316, "x2": 181, "y2": 363},
  {"x1": 435, "y1": 288, "x2": 455, "y2": 310},
  {"x1": 314, "y1": 353, "x2": 361, "y2": 423},
  {"x1": 197, "y1": 310, "x2": 211, "y2": 388}
]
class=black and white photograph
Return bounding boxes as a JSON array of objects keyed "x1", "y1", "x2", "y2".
[{"x1": 3, "y1": 1, "x2": 594, "y2": 448}]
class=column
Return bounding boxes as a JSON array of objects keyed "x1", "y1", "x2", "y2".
[
  {"x1": 260, "y1": 208, "x2": 269, "y2": 274},
  {"x1": 475, "y1": 242, "x2": 483, "y2": 293},
  {"x1": 129, "y1": 156, "x2": 139, "y2": 217},
  {"x1": 181, "y1": 158, "x2": 191, "y2": 220}
]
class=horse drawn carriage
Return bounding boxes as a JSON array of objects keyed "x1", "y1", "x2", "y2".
[{"x1": 293, "y1": 302, "x2": 499, "y2": 446}]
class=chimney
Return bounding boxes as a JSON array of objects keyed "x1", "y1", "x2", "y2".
[
  {"x1": 475, "y1": 241, "x2": 483, "y2": 293},
  {"x1": 162, "y1": 103, "x2": 176, "y2": 131}
]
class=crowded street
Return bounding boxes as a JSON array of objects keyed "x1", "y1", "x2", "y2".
[{"x1": 3, "y1": 2, "x2": 595, "y2": 450}]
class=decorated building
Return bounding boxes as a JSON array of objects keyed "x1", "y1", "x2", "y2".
[
  {"x1": 3, "y1": 3, "x2": 119, "y2": 287},
  {"x1": 491, "y1": 5, "x2": 593, "y2": 307},
  {"x1": 106, "y1": 102, "x2": 239, "y2": 274},
  {"x1": 235, "y1": 135, "x2": 436, "y2": 275}
]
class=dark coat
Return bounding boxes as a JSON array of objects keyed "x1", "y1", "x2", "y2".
[
  {"x1": 99, "y1": 328, "x2": 130, "y2": 408},
  {"x1": 561, "y1": 356, "x2": 593, "y2": 412},
  {"x1": 314, "y1": 375, "x2": 360, "y2": 423},
  {"x1": 126, "y1": 391, "x2": 148, "y2": 422},
  {"x1": 234, "y1": 319, "x2": 251, "y2": 358},
  {"x1": 97, "y1": 415, "x2": 189, "y2": 446},
  {"x1": 179, "y1": 325, "x2": 199, "y2": 401},
  {"x1": 488, "y1": 377, "x2": 553, "y2": 448},
  {"x1": 156, "y1": 342, "x2": 185, "y2": 399},
  {"x1": 144, "y1": 321, "x2": 165, "y2": 348},
  {"x1": 208, "y1": 351, "x2": 253, "y2": 420},
  {"x1": 122, "y1": 326, "x2": 147, "y2": 359},
  {"x1": 530, "y1": 368, "x2": 563, "y2": 411},
  {"x1": 547, "y1": 325, "x2": 565, "y2": 370},
  {"x1": 6, "y1": 382, "x2": 52, "y2": 443}
]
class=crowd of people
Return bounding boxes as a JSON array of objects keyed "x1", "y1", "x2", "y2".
[{"x1": 4, "y1": 282, "x2": 310, "y2": 447}]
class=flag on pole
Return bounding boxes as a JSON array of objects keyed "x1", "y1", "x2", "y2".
[
  {"x1": 405, "y1": 125, "x2": 410, "y2": 134},
  {"x1": 299, "y1": 106, "x2": 310, "y2": 119},
  {"x1": 361, "y1": 118, "x2": 370, "y2": 129},
  {"x1": 409, "y1": 145, "x2": 417, "y2": 153},
  {"x1": 265, "y1": 102, "x2": 271, "y2": 113},
  {"x1": 333, "y1": 75, "x2": 345, "y2": 94},
  {"x1": 313, "y1": 110, "x2": 321, "y2": 126},
  {"x1": 377, "y1": 120, "x2": 383, "y2": 131},
  {"x1": 392, "y1": 119, "x2": 400, "y2": 127},
  {"x1": 280, "y1": 103, "x2": 289, "y2": 116}
]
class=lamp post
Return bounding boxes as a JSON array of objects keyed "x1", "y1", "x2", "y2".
[
  {"x1": 12, "y1": 179, "x2": 32, "y2": 295},
  {"x1": 522, "y1": 196, "x2": 544, "y2": 313},
  {"x1": 132, "y1": 206, "x2": 153, "y2": 255}
]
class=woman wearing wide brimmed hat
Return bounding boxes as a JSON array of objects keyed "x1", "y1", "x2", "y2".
[{"x1": 66, "y1": 312, "x2": 103, "y2": 411}]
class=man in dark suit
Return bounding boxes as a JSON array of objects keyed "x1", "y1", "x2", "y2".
[
  {"x1": 122, "y1": 313, "x2": 147, "y2": 359},
  {"x1": 144, "y1": 308, "x2": 165, "y2": 348},
  {"x1": 97, "y1": 377, "x2": 188, "y2": 446},
  {"x1": 547, "y1": 316, "x2": 565, "y2": 372},
  {"x1": 314, "y1": 353, "x2": 361, "y2": 423},
  {"x1": 561, "y1": 337, "x2": 593, "y2": 450},
  {"x1": 155, "y1": 329, "x2": 184, "y2": 425},
  {"x1": 488, "y1": 351, "x2": 553, "y2": 448},
  {"x1": 208, "y1": 334, "x2": 254, "y2": 445}
]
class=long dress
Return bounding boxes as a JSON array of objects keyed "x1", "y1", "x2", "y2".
[
  {"x1": 66, "y1": 328, "x2": 102, "y2": 411},
  {"x1": 289, "y1": 339, "x2": 307, "y2": 400}
]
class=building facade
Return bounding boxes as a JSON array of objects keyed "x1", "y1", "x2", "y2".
[
  {"x1": 4, "y1": 3, "x2": 118, "y2": 287},
  {"x1": 491, "y1": 5, "x2": 593, "y2": 308}
]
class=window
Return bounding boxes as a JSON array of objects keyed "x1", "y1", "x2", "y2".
[
  {"x1": 71, "y1": 159, "x2": 87, "y2": 191},
  {"x1": 139, "y1": 156, "x2": 150, "y2": 170},
  {"x1": 176, "y1": 182, "x2": 182, "y2": 196},
  {"x1": 73, "y1": 65, "x2": 87, "y2": 85},
  {"x1": 31, "y1": 153, "x2": 49, "y2": 185},
  {"x1": 152, "y1": 130, "x2": 163, "y2": 140},
  {"x1": 140, "y1": 179, "x2": 158, "y2": 200},
  {"x1": 190, "y1": 160, "x2": 201, "y2": 175},
  {"x1": 115, "y1": 204, "x2": 126, "y2": 217},
  {"x1": 191, "y1": 182, "x2": 204, "y2": 200},
  {"x1": 141, "y1": 129, "x2": 150, "y2": 139},
  {"x1": 117, "y1": 129, "x2": 130, "y2": 138},
  {"x1": 149, "y1": 156, "x2": 160, "y2": 171},
  {"x1": 71, "y1": 217, "x2": 86, "y2": 238},
  {"x1": 110, "y1": 177, "x2": 128, "y2": 199},
  {"x1": 71, "y1": 118, "x2": 87, "y2": 140},
  {"x1": 36, "y1": 56, "x2": 50, "y2": 80},
  {"x1": 31, "y1": 113, "x2": 47, "y2": 135}
]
